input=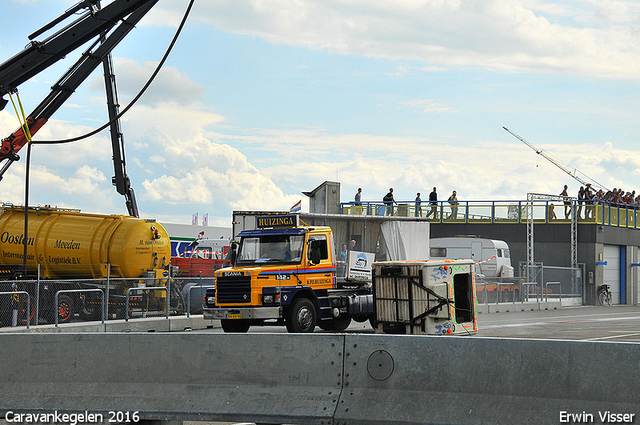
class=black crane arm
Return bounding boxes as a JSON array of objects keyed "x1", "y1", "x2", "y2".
[
  {"x1": 0, "y1": 0, "x2": 158, "y2": 217},
  {"x1": 0, "y1": 0, "x2": 157, "y2": 160},
  {"x1": 0, "y1": 0, "x2": 157, "y2": 106}
]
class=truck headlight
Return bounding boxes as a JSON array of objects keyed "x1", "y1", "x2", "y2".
[
  {"x1": 206, "y1": 296, "x2": 216, "y2": 306},
  {"x1": 262, "y1": 294, "x2": 281, "y2": 305}
]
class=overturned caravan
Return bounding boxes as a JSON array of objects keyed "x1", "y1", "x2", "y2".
[{"x1": 372, "y1": 259, "x2": 477, "y2": 335}]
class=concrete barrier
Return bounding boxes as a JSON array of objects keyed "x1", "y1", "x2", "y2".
[
  {"x1": 0, "y1": 315, "x2": 216, "y2": 334},
  {"x1": 0, "y1": 333, "x2": 342, "y2": 424},
  {"x1": 0, "y1": 333, "x2": 638, "y2": 424},
  {"x1": 336, "y1": 335, "x2": 640, "y2": 424},
  {"x1": 476, "y1": 300, "x2": 562, "y2": 314}
]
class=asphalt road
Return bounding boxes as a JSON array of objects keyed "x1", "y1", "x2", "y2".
[
  {"x1": 198, "y1": 304, "x2": 640, "y2": 343},
  {"x1": 475, "y1": 304, "x2": 640, "y2": 342}
]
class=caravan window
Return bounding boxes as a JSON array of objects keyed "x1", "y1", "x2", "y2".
[
  {"x1": 496, "y1": 248, "x2": 510, "y2": 259},
  {"x1": 430, "y1": 248, "x2": 447, "y2": 258}
]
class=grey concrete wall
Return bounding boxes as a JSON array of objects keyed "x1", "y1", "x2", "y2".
[{"x1": 0, "y1": 333, "x2": 638, "y2": 424}]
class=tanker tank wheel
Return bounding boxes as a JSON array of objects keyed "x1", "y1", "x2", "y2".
[
  {"x1": 286, "y1": 297, "x2": 317, "y2": 333},
  {"x1": 79, "y1": 304, "x2": 101, "y2": 321},
  {"x1": 79, "y1": 294, "x2": 102, "y2": 321},
  {"x1": 56, "y1": 295, "x2": 74, "y2": 324},
  {"x1": 17, "y1": 298, "x2": 36, "y2": 326},
  {"x1": 220, "y1": 319, "x2": 250, "y2": 333}
]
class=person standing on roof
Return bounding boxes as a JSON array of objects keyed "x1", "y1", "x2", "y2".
[
  {"x1": 560, "y1": 184, "x2": 570, "y2": 219},
  {"x1": 577, "y1": 186, "x2": 585, "y2": 219},
  {"x1": 354, "y1": 188, "x2": 362, "y2": 206},
  {"x1": 584, "y1": 183, "x2": 594, "y2": 218},
  {"x1": 383, "y1": 188, "x2": 395, "y2": 215},
  {"x1": 426, "y1": 187, "x2": 438, "y2": 219},
  {"x1": 448, "y1": 190, "x2": 459, "y2": 219},
  {"x1": 415, "y1": 192, "x2": 422, "y2": 217}
]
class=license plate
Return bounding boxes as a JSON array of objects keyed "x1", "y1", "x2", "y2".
[{"x1": 227, "y1": 313, "x2": 242, "y2": 319}]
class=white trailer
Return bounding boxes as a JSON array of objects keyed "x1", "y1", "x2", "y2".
[{"x1": 429, "y1": 237, "x2": 513, "y2": 278}]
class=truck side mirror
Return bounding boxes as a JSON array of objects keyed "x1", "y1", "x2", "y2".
[{"x1": 228, "y1": 242, "x2": 238, "y2": 266}]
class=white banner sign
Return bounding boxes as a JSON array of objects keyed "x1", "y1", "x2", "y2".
[{"x1": 347, "y1": 251, "x2": 375, "y2": 281}]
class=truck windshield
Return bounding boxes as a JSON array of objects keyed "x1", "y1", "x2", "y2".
[{"x1": 236, "y1": 234, "x2": 305, "y2": 265}]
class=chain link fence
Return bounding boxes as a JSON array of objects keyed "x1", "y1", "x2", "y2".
[
  {"x1": 475, "y1": 263, "x2": 584, "y2": 305},
  {"x1": 0, "y1": 274, "x2": 187, "y2": 328}
]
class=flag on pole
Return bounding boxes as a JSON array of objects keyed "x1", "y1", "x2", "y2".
[
  {"x1": 290, "y1": 200, "x2": 302, "y2": 213},
  {"x1": 192, "y1": 213, "x2": 198, "y2": 225},
  {"x1": 202, "y1": 213, "x2": 208, "y2": 226}
]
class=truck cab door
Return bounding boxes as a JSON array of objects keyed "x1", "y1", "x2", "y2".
[{"x1": 304, "y1": 234, "x2": 334, "y2": 289}]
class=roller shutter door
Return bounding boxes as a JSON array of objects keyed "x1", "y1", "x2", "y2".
[{"x1": 603, "y1": 245, "x2": 621, "y2": 304}]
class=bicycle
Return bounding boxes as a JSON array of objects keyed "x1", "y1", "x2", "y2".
[{"x1": 598, "y1": 284, "x2": 612, "y2": 306}]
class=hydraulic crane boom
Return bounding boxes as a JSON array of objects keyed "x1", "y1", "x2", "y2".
[
  {"x1": 103, "y1": 52, "x2": 139, "y2": 218},
  {"x1": 503, "y1": 126, "x2": 608, "y2": 192},
  {"x1": 0, "y1": 0, "x2": 158, "y2": 217}
]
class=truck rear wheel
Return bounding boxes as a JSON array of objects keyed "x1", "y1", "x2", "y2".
[
  {"x1": 286, "y1": 298, "x2": 317, "y2": 333},
  {"x1": 221, "y1": 319, "x2": 250, "y2": 333},
  {"x1": 319, "y1": 315, "x2": 351, "y2": 331}
]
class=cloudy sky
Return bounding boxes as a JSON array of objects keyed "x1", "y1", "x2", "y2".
[{"x1": 1, "y1": 0, "x2": 640, "y2": 226}]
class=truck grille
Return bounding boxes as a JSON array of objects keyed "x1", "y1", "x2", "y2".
[{"x1": 216, "y1": 275, "x2": 252, "y2": 304}]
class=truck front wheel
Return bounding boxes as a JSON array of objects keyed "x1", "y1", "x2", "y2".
[
  {"x1": 221, "y1": 319, "x2": 250, "y2": 333},
  {"x1": 286, "y1": 298, "x2": 317, "y2": 333}
]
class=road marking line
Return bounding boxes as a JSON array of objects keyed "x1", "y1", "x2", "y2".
[{"x1": 582, "y1": 332, "x2": 640, "y2": 341}]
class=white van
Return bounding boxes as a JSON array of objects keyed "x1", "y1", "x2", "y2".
[{"x1": 429, "y1": 237, "x2": 513, "y2": 278}]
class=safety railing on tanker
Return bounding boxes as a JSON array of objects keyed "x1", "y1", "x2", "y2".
[
  {"x1": 0, "y1": 264, "x2": 184, "y2": 328},
  {"x1": 125, "y1": 286, "x2": 168, "y2": 321},
  {"x1": 340, "y1": 199, "x2": 640, "y2": 229},
  {"x1": 186, "y1": 284, "x2": 214, "y2": 318}
]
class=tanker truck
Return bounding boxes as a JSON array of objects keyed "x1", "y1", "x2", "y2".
[{"x1": 0, "y1": 204, "x2": 173, "y2": 325}]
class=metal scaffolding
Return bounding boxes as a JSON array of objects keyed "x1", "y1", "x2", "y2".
[{"x1": 526, "y1": 193, "x2": 577, "y2": 286}]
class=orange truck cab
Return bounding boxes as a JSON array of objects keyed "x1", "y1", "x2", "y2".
[{"x1": 203, "y1": 214, "x2": 374, "y2": 333}]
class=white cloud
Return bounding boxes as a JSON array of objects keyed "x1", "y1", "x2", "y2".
[
  {"x1": 399, "y1": 99, "x2": 457, "y2": 114},
  {"x1": 121, "y1": 102, "x2": 225, "y2": 142},
  {"x1": 153, "y1": 0, "x2": 640, "y2": 79},
  {"x1": 88, "y1": 58, "x2": 205, "y2": 107},
  {"x1": 140, "y1": 133, "x2": 303, "y2": 212}
]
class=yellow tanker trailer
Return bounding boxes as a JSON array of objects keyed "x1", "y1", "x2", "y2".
[{"x1": 0, "y1": 205, "x2": 173, "y2": 324}]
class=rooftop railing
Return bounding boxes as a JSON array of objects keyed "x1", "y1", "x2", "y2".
[{"x1": 340, "y1": 200, "x2": 639, "y2": 228}]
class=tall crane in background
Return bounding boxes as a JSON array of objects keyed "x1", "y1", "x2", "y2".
[
  {"x1": 0, "y1": 0, "x2": 159, "y2": 217},
  {"x1": 503, "y1": 126, "x2": 609, "y2": 192}
]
